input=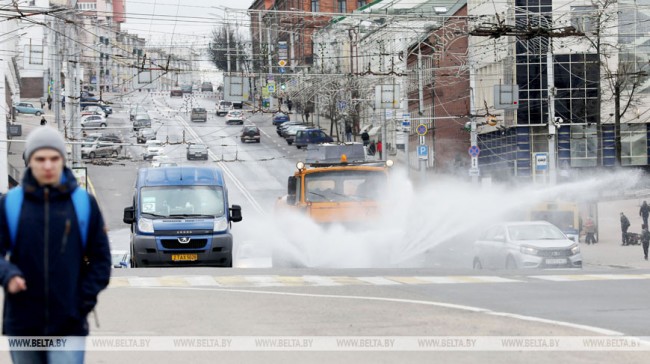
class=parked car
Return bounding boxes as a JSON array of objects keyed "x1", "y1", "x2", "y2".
[
  {"x1": 14, "y1": 102, "x2": 44, "y2": 116},
  {"x1": 191, "y1": 108, "x2": 207, "y2": 122},
  {"x1": 137, "y1": 128, "x2": 157, "y2": 144},
  {"x1": 143, "y1": 140, "x2": 164, "y2": 160},
  {"x1": 472, "y1": 221, "x2": 582, "y2": 270},
  {"x1": 186, "y1": 143, "x2": 209, "y2": 160},
  {"x1": 201, "y1": 82, "x2": 213, "y2": 92},
  {"x1": 216, "y1": 100, "x2": 233, "y2": 116},
  {"x1": 272, "y1": 112, "x2": 290, "y2": 125},
  {"x1": 283, "y1": 125, "x2": 309, "y2": 145},
  {"x1": 294, "y1": 128, "x2": 333, "y2": 149},
  {"x1": 133, "y1": 114, "x2": 152, "y2": 131},
  {"x1": 80, "y1": 114, "x2": 107, "y2": 130},
  {"x1": 129, "y1": 105, "x2": 145, "y2": 121},
  {"x1": 81, "y1": 141, "x2": 121, "y2": 159},
  {"x1": 181, "y1": 85, "x2": 193, "y2": 94},
  {"x1": 225, "y1": 110, "x2": 244, "y2": 125},
  {"x1": 81, "y1": 101, "x2": 112, "y2": 115},
  {"x1": 277, "y1": 121, "x2": 305, "y2": 136},
  {"x1": 170, "y1": 89, "x2": 183, "y2": 97},
  {"x1": 240, "y1": 125, "x2": 261, "y2": 143},
  {"x1": 81, "y1": 96, "x2": 99, "y2": 102}
]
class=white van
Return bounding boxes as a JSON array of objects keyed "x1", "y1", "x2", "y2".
[{"x1": 216, "y1": 100, "x2": 233, "y2": 116}]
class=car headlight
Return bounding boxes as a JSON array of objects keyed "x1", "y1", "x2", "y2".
[
  {"x1": 213, "y1": 216, "x2": 228, "y2": 232},
  {"x1": 570, "y1": 243, "x2": 580, "y2": 255},
  {"x1": 520, "y1": 246, "x2": 538, "y2": 255},
  {"x1": 138, "y1": 217, "x2": 154, "y2": 233}
]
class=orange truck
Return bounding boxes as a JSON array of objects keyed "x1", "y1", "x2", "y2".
[{"x1": 276, "y1": 143, "x2": 393, "y2": 224}]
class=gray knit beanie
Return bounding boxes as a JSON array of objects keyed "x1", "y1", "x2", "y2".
[{"x1": 24, "y1": 126, "x2": 67, "y2": 163}]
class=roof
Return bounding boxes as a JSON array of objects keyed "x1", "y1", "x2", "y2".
[{"x1": 138, "y1": 167, "x2": 225, "y2": 187}]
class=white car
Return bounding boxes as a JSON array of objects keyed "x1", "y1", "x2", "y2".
[
  {"x1": 80, "y1": 114, "x2": 107, "y2": 130},
  {"x1": 151, "y1": 155, "x2": 174, "y2": 168},
  {"x1": 81, "y1": 105, "x2": 107, "y2": 118},
  {"x1": 473, "y1": 221, "x2": 582, "y2": 270},
  {"x1": 225, "y1": 110, "x2": 244, "y2": 125},
  {"x1": 143, "y1": 140, "x2": 163, "y2": 160}
]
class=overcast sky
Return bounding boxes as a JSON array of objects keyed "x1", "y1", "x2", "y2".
[{"x1": 121, "y1": 0, "x2": 252, "y2": 46}]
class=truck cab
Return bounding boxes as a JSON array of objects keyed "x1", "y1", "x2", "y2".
[
  {"x1": 123, "y1": 166, "x2": 242, "y2": 267},
  {"x1": 277, "y1": 143, "x2": 392, "y2": 224}
]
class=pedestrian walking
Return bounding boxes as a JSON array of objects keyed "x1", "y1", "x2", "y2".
[
  {"x1": 377, "y1": 140, "x2": 383, "y2": 160},
  {"x1": 367, "y1": 140, "x2": 376, "y2": 156},
  {"x1": 46, "y1": 95, "x2": 52, "y2": 110},
  {"x1": 39, "y1": 97, "x2": 45, "y2": 109},
  {"x1": 642, "y1": 224, "x2": 650, "y2": 260},
  {"x1": 287, "y1": 100, "x2": 293, "y2": 112},
  {"x1": 361, "y1": 130, "x2": 370, "y2": 146},
  {"x1": 621, "y1": 212, "x2": 631, "y2": 245},
  {"x1": 0, "y1": 127, "x2": 111, "y2": 364},
  {"x1": 640, "y1": 201, "x2": 650, "y2": 228},
  {"x1": 345, "y1": 124, "x2": 352, "y2": 142},
  {"x1": 40, "y1": 116, "x2": 47, "y2": 126},
  {"x1": 584, "y1": 216, "x2": 597, "y2": 244}
]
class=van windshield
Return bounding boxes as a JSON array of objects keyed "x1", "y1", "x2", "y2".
[{"x1": 140, "y1": 186, "x2": 225, "y2": 217}]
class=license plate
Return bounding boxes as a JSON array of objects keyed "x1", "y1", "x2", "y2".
[
  {"x1": 172, "y1": 254, "x2": 198, "y2": 262},
  {"x1": 545, "y1": 258, "x2": 567, "y2": 265}
]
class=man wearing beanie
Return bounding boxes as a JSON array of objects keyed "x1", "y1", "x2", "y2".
[{"x1": 0, "y1": 126, "x2": 111, "y2": 363}]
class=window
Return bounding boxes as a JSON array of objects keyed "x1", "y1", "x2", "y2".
[
  {"x1": 357, "y1": 0, "x2": 367, "y2": 7},
  {"x1": 570, "y1": 125, "x2": 597, "y2": 167},
  {"x1": 621, "y1": 124, "x2": 647, "y2": 166},
  {"x1": 26, "y1": 43, "x2": 43, "y2": 65},
  {"x1": 338, "y1": 0, "x2": 347, "y2": 13},
  {"x1": 571, "y1": 6, "x2": 597, "y2": 34},
  {"x1": 311, "y1": 0, "x2": 319, "y2": 12}
]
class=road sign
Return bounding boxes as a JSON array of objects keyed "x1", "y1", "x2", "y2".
[
  {"x1": 469, "y1": 167, "x2": 480, "y2": 177},
  {"x1": 267, "y1": 84, "x2": 275, "y2": 93},
  {"x1": 416, "y1": 124, "x2": 427, "y2": 136},
  {"x1": 279, "y1": 67, "x2": 286, "y2": 74},
  {"x1": 535, "y1": 153, "x2": 548, "y2": 170},
  {"x1": 338, "y1": 100, "x2": 347, "y2": 110},
  {"x1": 402, "y1": 113, "x2": 411, "y2": 127},
  {"x1": 278, "y1": 60, "x2": 287, "y2": 67},
  {"x1": 417, "y1": 145, "x2": 428, "y2": 160},
  {"x1": 468, "y1": 145, "x2": 480, "y2": 157}
]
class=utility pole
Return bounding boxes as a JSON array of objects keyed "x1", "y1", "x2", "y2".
[
  {"x1": 96, "y1": 18, "x2": 101, "y2": 99},
  {"x1": 53, "y1": 17, "x2": 61, "y2": 131},
  {"x1": 547, "y1": 50, "x2": 557, "y2": 185},
  {"x1": 266, "y1": 21, "x2": 273, "y2": 111}
]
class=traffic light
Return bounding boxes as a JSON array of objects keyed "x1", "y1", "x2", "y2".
[{"x1": 280, "y1": 83, "x2": 286, "y2": 90}]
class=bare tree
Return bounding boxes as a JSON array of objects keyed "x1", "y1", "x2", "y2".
[{"x1": 208, "y1": 26, "x2": 247, "y2": 72}]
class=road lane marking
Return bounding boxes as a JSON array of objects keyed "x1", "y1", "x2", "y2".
[{"x1": 530, "y1": 273, "x2": 650, "y2": 282}]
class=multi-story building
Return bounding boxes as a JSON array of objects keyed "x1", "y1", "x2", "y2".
[{"x1": 17, "y1": 0, "x2": 50, "y2": 98}]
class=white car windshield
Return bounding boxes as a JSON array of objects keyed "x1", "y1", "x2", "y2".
[
  {"x1": 508, "y1": 225, "x2": 566, "y2": 241},
  {"x1": 140, "y1": 186, "x2": 225, "y2": 217}
]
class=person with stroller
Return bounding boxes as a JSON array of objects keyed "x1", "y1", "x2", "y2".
[{"x1": 621, "y1": 212, "x2": 631, "y2": 246}]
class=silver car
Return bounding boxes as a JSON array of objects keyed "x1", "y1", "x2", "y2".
[
  {"x1": 473, "y1": 221, "x2": 582, "y2": 270},
  {"x1": 81, "y1": 142, "x2": 120, "y2": 159}
]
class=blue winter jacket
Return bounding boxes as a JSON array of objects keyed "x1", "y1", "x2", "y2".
[{"x1": 0, "y1": 167, "x2": 111, "y2": 336}]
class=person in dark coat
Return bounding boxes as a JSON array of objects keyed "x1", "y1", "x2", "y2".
[
  {"x1": 40, "y1": 116, "x2": 47, "y2": 126},
  {"x1": 361, "y1": 130, "x2": 370, "y2": 146},
  {"x1": 641, "y1": 224, "x2": 650, "y2": 260},
  {"x1": 640, "y1": 201, "x2": 650, "y2": 228},
  {"x1": 0, "y1": 127, "x2": 111, "y2": 363},
  {"x1": 46, "y1": 95, "x2": 52, "y2": 110},
  {"x1": 621, "y1": 212, "x2": 631, "y2": 246}
]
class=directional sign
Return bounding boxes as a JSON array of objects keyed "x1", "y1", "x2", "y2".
[
  {"x1": 468, "y1": 145, "x2": 480, "y2": 158},
  {"x1": 267, "y1": 84, "x2": 275, "y2": 93},
  {"x1": 417, "y1": 145, "x2": 428, "y2": 160},
  {"x1": 402, "y1": 113, "x2": 411, "y2": 127},
  {"x1": 535, "y1": 153, "x2": 548, "y2": 170},
  {"x1": 278, "y1": 60, "x2": 287, "y2": 67},
  {"x1": 416, "y1": 124, "x2": 427, "y2": 136}
]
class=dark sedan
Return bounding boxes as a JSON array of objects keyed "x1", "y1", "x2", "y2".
[
  {"x1": 186, "y1": 143, "x2": 209, "y2": 160},
  {"x1": 240, "y1": 125, "x2": 261, "y2": 143}
]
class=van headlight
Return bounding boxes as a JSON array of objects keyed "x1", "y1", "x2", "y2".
[
  {"x1": 138, "y1": 218, "x2": 154, "y2": 233},
  {"x1": 570, "y1": 243, "x2": 580, "y2": 255},
  {"x1": 520, "y1": 246, "x2": 538, "y2": 255},
  {"x1": 213, "y1": 217, "x2": 228, "y2": 232}
]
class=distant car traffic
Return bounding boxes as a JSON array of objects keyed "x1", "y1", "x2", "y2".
[
  {"x1": 283, "y1": 125, "x2": 309, "y2": 145},
  {"x1": 216, "y1": 100, "x2": 233, "y2": 116},
  {"x1": 170, "y1": 89, "x2": 183, "y2": 97},
  {"x1": 137, "y1": 128, "x2": 157, "y2": 144},
  {"x1": 181, "y1": 85, "x2": 193, "y2": 94},
  {"x1": 129, "y1": 105, "x2": 145, "y2": 121},
  {"x1": 81, "y1": 141, "x2": 121, "y2": 159},
  {"x1": 80, "y1": 114, "x2": 107, "y2": 130},
  {"x1": 151, "y1": 155, "x2": 173, "y2": 168},
  {"x1": 272, "y1": 112, "x2": 290, "y2": 125},
  {"x1": 201, "y1": 82, "x2": 213, "y2": 92},
  {"x1": 14, "y1": 102, "x2": 44, "y2": 116},
  {"x1": 225, "y1": 110, "x2": 244, "y2": 125},
  {"x1": 143, "y1": 140, "x2": 164, "y2": 160},
  {"x1": 191, "y1": 108, "x2": 207, "y2": 122},
  {"x1": 240, "y1": 125, "x2": 261, "y2": 143},
  {"x1": 472, "y1": 221, "x2": 582, "y2": 270},
  {"x1": 81, "y1": 105, "x2": 106, "y2": 118},
  {"x1": 186, "y1": 143, "x2": 209, "y2": 160},
  {"x1": 133, "y1": 114, "x2": 152, "y2": 131}
]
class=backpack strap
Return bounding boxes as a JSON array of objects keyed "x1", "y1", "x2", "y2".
[
  {"x1": 5, "y1": 186, "x2": 24, "y2": 249},
  {"x1": 71, "y1": 187, "x2": 90, "y2": 249},
  {"x1": 4, "y1": 186, "x2": 90, "y2": 251}
]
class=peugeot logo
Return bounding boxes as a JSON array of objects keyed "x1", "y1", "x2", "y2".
[
  {"x1": 552, "y1": 251, "x2": 560, "y2": 256},
  {"x1": 178, "y1": 237, "x2": 191, "y2": 244}
]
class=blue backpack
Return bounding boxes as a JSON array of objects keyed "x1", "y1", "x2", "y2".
[{"x1": 4, "y1": 186, "x2": 90, "y2": 250}]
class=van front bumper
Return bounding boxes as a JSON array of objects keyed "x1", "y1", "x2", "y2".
[{"x1": 132, "y1": 234, "x2": 233, "y2": 267}]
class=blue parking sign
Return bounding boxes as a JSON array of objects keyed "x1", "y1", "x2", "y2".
[{"x1": 417, "y1": 145, "x2": 428, "y2": 160}]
